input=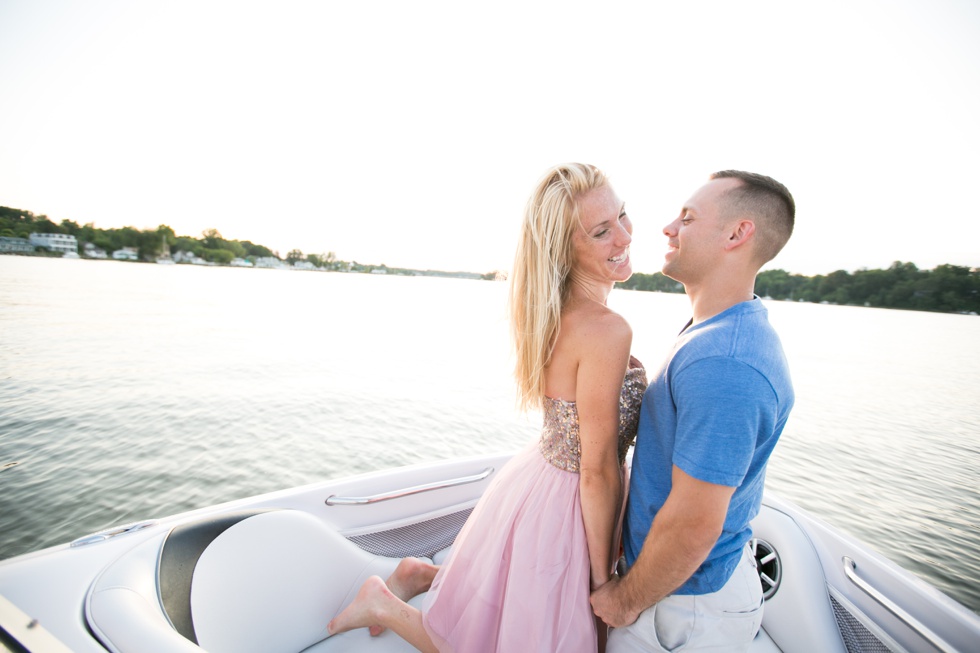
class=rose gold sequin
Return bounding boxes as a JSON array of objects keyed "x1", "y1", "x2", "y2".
[{"x1": 539, "y1": 366, "x2": 648, "y2": 472}]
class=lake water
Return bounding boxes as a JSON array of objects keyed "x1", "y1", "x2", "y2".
[{"x1": 1, "y1": 256, "x2": 978, "y2": 614}]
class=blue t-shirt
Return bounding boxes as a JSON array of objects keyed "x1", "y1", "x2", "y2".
[{"x1": 623, "y1": 298, "x2": 794, "y2": 595}]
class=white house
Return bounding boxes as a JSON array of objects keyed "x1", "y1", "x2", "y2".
[
  {"x1": 173, "y1": 250, "x2": 205, "y2": 264},
  {"x1": 229, "y1": 258, "x2": 254, "y2": 267},
  {"x1": 29, "y1": 232, "x2": 78, "y2": 254},
  {"x1": 112, "y1": 247, "x2": 140, "y2": 261},
  {"x1": 83, "y1": 243, "x2": 108, "y2": 259},
  {"x1": 254, "y1": 257, "x2": 287, "y2": 269},
  {"x1": 0, "y1": 237, "x2": 34, "y2": 253}
]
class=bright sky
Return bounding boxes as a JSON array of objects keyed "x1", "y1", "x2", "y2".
[{"x1": 1, "y1": 0, "x2": 978, "y2": 275}]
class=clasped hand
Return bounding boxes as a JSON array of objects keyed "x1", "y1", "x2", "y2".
[{"x1": 589, "y1": 575, "x2": 641, "y2": 628}]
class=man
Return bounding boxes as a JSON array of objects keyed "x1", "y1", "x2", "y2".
[{"x1": 591, "y1": 171, "x2": 796, "y2": 651}]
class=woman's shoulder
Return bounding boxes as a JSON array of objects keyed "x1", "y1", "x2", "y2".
[{"x1": 562, "y1": 303, "x2": 632, "y2": 354}]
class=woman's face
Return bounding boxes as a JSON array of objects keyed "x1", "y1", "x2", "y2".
[{"x1": 570, "y1": 185, "x2": 633, "y2": 285}]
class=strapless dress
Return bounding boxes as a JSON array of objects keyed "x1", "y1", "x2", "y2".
[{"x1": 422, "y1": 365, "x2": 648, "y2": 652}]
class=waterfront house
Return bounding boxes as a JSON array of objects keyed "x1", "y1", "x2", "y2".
[
  {"x1": 29, "y1": 232, "x2": 78, "y2": 254},
  {"x1": 83, "y1": 243, "x2": 108, "y2": 259},
  {"x1": 173, "y1": 250, "x2": 206, "y2": 264},
  {"x1": 254, "y1": 257, "x2": 287, "y2": 269},
  {"x1": 112, "y1": 247, "x2": 140, "y2": 261},
  {"x1": 230, "y1": 257, "x2": 254, "y2": 267},
  {"x1": 0, "y1": 237, "x2": 34, "y2": 253}
]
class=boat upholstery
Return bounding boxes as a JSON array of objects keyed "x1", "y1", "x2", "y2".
[
  {"x1": 86, "y1": 509, "x2": 411, "y2": 653},
  {"x1": 303, "y1": 544, "x2": 456, "y2": 652},
  {"x1": 749, "y1": 628, "x2": 781, "y2": 652},
  {"x1": 191, "y1": 510, "x2": 403, "y2": 652},
  {"x1": 750, "y1": 504, "x2": 848, "y2": 653},
  {"x1": 160, "y1": 509, "x2": 274, "y2": 642},
  {"x1": 85, "y1": 501, "x2": 849, "y2": 653},
  {"x1": 86, "y1": 535, "x2": 202, "y2": 653}
]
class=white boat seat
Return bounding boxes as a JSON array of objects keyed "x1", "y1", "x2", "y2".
[
  {"x1": 160, "y1": 509, "x2": 276, "y2": 642},
  {"x1": 86, "y1": 504, "x2": 831, "y2": 653},
  {"x1": 748, "y1": 627, "x2": 781, "y2": 652},
  {"x1": 301, "y1": 543, "x2": 457, "y2": 653},
  {"x1": 751, "y1": 504, "x2": 848, "y2": 653},
  {"x1": 86, "y1": 509, "x2": 410, "y2": 653}
]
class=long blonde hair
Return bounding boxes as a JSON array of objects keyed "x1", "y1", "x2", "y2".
[{"x1": 508, "y1": 163, "x2": 608, "y2": 411}]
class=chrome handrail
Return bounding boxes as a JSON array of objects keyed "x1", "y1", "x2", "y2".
[
  {"x1": 325, "y1": 466, "x2": 494, "y2": 506},
  {"x1": 842, "y1": 556, "x2": 955, "y2": 653}
]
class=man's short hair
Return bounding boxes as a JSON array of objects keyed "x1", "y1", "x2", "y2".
[{"x1": 711, "y1": 170, "x2": 794, "y2": 264}]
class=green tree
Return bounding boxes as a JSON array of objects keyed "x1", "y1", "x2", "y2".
[
  {"x1": 174, "y1": 236, "x2": 203, "y2": 257},
  {"x1": 240, "y1": 240, "x2": 274, "y2": 259},
  {"x1": 620, "y1": 272, "x2": 684, "y2": 293},
  {"x1": 755, "y1": 269, "x2": 804, "y2": 299},
  {"x1": 225, "y1": 240, "x2": 246, "y2": 258},
  {"x1": 307, "y1": 252, "x2": 337, "y2": 268},
  {"x1": 201, "y1": 229, "x2": 224, "y2": 250}
]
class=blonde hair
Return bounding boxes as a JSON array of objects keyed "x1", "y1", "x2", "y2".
[{"x1": 508, "y1": 163, "x2": 608, "y2": 411}]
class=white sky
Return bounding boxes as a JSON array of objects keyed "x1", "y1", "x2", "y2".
[{"x1": 1, "y1": 0, "x2": 978, "y2": 275}]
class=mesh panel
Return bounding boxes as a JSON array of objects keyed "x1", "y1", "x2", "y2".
[
  {"x1": 346, "y1": 508, "x2": 473, "y2": 559},
  {"x1": 831, "y1": 595, "x2": 894, "y2": 653}
]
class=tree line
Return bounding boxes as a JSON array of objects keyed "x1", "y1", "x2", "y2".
[
  {"x1": 620, "y1": 262, "x2": 979, "y2": 314},
  {"x1": 4, "y1": 205, "x2": 977, "y2": 314},
  {"x1": 0, "y1": 206, "x2": 336, "y2": 268}
]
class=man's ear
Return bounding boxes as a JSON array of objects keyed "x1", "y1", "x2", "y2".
[{"x1": 724, "y1": 219, "x2": 755, "y2": 251}]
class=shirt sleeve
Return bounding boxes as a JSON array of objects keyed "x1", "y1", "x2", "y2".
[{"x1": 670, "y1": 356, "x2": 778, "y2": 487}]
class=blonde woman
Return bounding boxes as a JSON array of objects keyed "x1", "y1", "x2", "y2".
[{"x1": 328, "y1": 163, "x2": 647, "y2": 652}]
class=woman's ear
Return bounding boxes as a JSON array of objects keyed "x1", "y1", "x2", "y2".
[{"x1": 724, "y1": 219, "x2": 755, "y2": 252}]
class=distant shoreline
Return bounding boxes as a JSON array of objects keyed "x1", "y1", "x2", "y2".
[
  {"x1": 0, "y1": 250, "x2": 493, "y2": 282},
  {"x1": 4, "y1": 251, "x2": 977, "y2": 317}
]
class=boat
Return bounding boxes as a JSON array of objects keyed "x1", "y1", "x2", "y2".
[{"x1": 1, "y1": 451, "x2": 978, "y2": 653}]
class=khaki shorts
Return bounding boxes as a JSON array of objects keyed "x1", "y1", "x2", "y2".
[{"x1": 608, "y1": 544, "x2": 763, "y2": 652}]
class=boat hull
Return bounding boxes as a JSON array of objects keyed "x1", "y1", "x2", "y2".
[{"x1": 1, "y1": 452, "x2": 978, "y2": 652}]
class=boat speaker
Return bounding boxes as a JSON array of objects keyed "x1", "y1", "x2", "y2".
[{"x1": 751, "y1": 538, "x2": 781, "y2": 600}]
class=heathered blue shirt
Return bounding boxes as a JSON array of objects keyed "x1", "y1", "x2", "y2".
[{"x1": 623, "y1": 298, "x2": 794, "y2": 595}]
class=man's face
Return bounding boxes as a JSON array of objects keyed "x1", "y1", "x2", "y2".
[{"x1": 661, "y1": 177, "x2": 741, "y2": 284}]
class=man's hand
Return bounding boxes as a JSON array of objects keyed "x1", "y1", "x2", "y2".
[{"x1": 590, "y1": 575, "x2": 641, "y2": 628}]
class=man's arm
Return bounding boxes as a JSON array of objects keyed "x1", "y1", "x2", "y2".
[{"x1": 590, "y1": 465, "x2": 734, "y2": 627}]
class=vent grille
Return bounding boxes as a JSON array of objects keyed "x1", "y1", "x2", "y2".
[
  {"x1": 347, "y1": 508, "x2": 473, "y2": 559},
  {"x1": 830, "y1": 595, "x2": 893, "y2": 653}
]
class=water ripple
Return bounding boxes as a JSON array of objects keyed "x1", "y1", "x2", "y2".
[{"x1": 1, "y1": 258, "x2": 977, "y2": 614}]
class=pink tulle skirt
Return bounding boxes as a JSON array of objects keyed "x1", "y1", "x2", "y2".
[{"x1": 421, "y1": 442, "x2": 600, "y2": 652}]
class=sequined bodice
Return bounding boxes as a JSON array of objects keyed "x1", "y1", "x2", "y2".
[{"x1": 539, "y1": 366, "x2": 648, "y2": 472}]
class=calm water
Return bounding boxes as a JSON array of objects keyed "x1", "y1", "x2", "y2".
[{"x1": 1, "y1": 256, "x2": 978, "y2": 613}]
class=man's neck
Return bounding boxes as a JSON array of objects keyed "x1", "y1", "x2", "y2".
[{"x1": 684, "y1": 277, "x2": 756, "y2": 325}]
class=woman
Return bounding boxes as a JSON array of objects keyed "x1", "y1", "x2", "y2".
[{"x1": 327, "y1": 163, "x2": 647, "y2": 652}]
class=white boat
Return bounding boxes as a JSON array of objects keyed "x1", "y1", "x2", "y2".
[{"x1": 1, "y1": 452, "x2": 978, "y2": 653}]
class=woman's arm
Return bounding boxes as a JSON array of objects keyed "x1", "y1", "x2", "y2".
[
  {"x1": 590, "y1": 466, "x2": 734, "y2": 626},
  {"x1": 575, "y1": 313, "x2": 633, "y2": 588}
]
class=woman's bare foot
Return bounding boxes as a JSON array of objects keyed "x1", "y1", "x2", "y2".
[
  {"x1": 388, "y1": 558, "x2": 439, "y2": 601},
  {"x1": 369, "y1": 558, "x2": 440, "y2": 636},
  {"x1": 328, "y1": 576, "x2": 394, "y2": 636}
]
